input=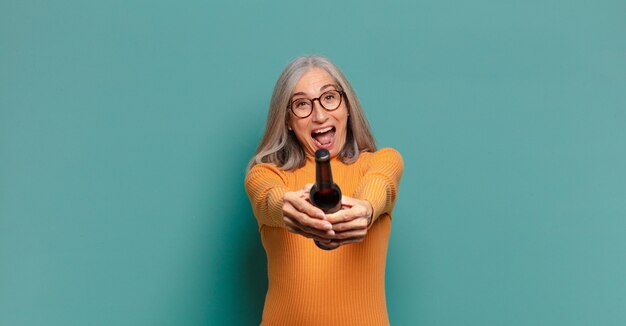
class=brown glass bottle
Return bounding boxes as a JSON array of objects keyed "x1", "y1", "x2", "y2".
[{"x1": 309, "y1": 149, "x2": 342, "y2": 250}]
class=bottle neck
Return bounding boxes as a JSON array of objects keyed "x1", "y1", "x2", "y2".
[{"x1": 315, "y1": 159, "x2": 334, "y2": 189}]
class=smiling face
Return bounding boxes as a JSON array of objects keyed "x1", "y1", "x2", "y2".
[{"x1": 288, "y1": 68, "x2": 349, "y2": 158}]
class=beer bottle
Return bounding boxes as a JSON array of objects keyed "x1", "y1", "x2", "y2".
[{"x1": 309, "y1": 149, "x2": 342, "y2": 250}]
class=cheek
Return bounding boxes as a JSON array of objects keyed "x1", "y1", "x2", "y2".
[
  {"x1": 335, "y1": 112, "x2": 349, "y2": 131},
  {"x1": 291, "y1": 120, "x2": 309, "y2": 138}
]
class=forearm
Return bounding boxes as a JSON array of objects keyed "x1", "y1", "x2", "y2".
[
  {"x1": 353, "y1": 148, "x2": 404, "y2": 226},
  {"x1": 244, "y1": 164, "x2": 289, "y2": 228},
  {"x1": 354, "y1": 173, "x2": 398, "y2": 224},
  {"x1": 253, "y1": 186, "x2": 288, "y2": 228}
]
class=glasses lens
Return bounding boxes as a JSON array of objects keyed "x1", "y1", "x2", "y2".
[
  {"x1": 320, "y1": 90, "x2": 341, "y2": 110},
  {"x1": 291, "y1": 99, "x2": 312, "y2": 118}
]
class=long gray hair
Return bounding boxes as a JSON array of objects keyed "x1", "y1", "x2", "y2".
[{"x1": 247, "y1": 55, "x2": 376, "y2": 171}]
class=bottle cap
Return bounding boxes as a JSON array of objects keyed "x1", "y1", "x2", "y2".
[{"x1": 314, "y1": 149, "x2": 330, "y2": 162}]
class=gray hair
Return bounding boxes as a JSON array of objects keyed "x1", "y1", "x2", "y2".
[{"x1": 247, "y1": 55, "x2": 376, "y2": 171}]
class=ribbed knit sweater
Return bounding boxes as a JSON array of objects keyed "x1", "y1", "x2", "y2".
[{"x1": 244, "y1": 148, "x2": 403, "y2": 326}]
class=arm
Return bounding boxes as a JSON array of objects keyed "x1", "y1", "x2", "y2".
[
  {"x1": 244, "y1": 163, "x2": 290, "y2": 228},
  {"x1": 353, "y1": 147, "x2": 404, "y2": 226},
  {"x1": 244, "y1": 164, "x2": 335, "y2": 240},
  {"x1": 325, "y1": 148, "x2": 404, "y2": 245}
]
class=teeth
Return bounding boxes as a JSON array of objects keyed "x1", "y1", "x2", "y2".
[{"x1": 313, "y1": 127, "x2": 333, "y2": 134}]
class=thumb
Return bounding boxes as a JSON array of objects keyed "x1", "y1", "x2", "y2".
[
  {"x1": 340, "y1": 195, "x2": 357, "y2": 208},
  {"x1": 303, "y1": 183, "x2": 314, "y2": 193}
]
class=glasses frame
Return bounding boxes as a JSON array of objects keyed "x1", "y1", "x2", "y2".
[{"x1": 288, "y1": 89, "x2": 345, "y2": 119}]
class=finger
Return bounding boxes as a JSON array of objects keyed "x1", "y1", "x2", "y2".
[
  {"x1": 332, "y1": 228, "x2": 367, "y2": 240},
  {"x1": 340, "y1": 195, "x2": 358, "y2": 207},
  {"x1": 297, "y1": 189, "x2": 307, "y2": 198},
  {"x1": 337, "y1": 238, "x2": 365, "y2": 245},
  {"x1": 286, "y1": 190, "x2": 308, "y2": 202},
  {"x1": 286, "y1": 225, "x2": 324, "y2": 240},
  {"x1": 285, "y1": 193, "x2": 325, "y2": 220},
  {"x1": 284, "y1": 217, "x2": 335, "y2": 240},
  {"x1": 331, "y1": 218, "x2": 369, "y2": 232},
  {"x1": 283, "y1": 204, "x2": 333, "y2": 233},
  {"x1": 296, "y1": 228, "x2": 335, "y2": 242},
  {"x1": 325, "y1": 205, "x2": 369, "y2": 224},
  {"x1": 324, "y1": 209, "x2": 349, "y2": 224},
  {"x1": 286, "y1": 219, "x2": 335, "y2": 239}
]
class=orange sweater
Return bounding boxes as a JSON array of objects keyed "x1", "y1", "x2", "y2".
[{"x1": 245, "y1": 148, "x2": 403, "y2": 326}]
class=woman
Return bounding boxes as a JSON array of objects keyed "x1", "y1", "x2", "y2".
[{"x1": 245, "y1": 55, "x2": 403, "y2": 326}]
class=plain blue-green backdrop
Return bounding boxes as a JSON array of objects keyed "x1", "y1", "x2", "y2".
[{"x1": 1, "y1": 0, "x2": 625, "y2": 325}]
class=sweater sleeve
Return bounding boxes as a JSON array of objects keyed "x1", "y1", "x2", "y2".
[
  {"x1": 353, "y1": 148, "x2": 404, "y2": 227},
  {"x1": 244, "y1": 163, "x2": 289, "y2": 229}
]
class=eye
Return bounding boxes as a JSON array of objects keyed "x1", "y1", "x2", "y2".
[{"x1": 293, "y1": 99, "x2": 310, "y2": 108}]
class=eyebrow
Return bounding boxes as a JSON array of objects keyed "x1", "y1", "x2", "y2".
[{"x1": 291, "y1": 84, "x2": 338, "y2": 98}]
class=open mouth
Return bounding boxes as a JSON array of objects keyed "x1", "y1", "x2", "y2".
[{"x1": 311, "y1": 126, "x2": 336, "y2": 148}]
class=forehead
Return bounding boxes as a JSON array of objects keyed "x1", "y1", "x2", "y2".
[{"x1": 293, "y1": 68, "x2": 335, "y2": 94}]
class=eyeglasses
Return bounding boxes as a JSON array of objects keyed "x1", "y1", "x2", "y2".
[{"x1": 288, "y1": 90, "x2": 344, "y2": 119}]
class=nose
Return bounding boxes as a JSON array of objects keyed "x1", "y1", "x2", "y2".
[{"x1": 311, "y1": 100, "x2": 329, "y2": 123}]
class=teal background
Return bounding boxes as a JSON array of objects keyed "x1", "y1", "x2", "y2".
[{"x1": 1, "y1": 0, "x2": 625, "y2": 325}]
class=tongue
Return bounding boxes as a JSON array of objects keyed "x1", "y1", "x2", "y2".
[{"x1": 314, "y1": 130, "x2": 334, "y2": 145}]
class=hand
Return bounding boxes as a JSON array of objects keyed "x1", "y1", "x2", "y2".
[
  {"x1": 282, "y1": 184, "x2": 335, "y2": 244},
  {"x1": 324, "y1": 196, "x2": 373, "y2": 246}
]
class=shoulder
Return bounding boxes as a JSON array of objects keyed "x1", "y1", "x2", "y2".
[
  {"x1": 247, "y1": 163, "x2": 288, "y2": 177},
  {"x1": 374, "y1": 147, "x2": 403, "y2": 160},
  {"x1": 245, "y1": 163, "x2": 288, "y2": 185},
  {"x1": 360, "y1": 148, "x2": 403, "y2": 165}
]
